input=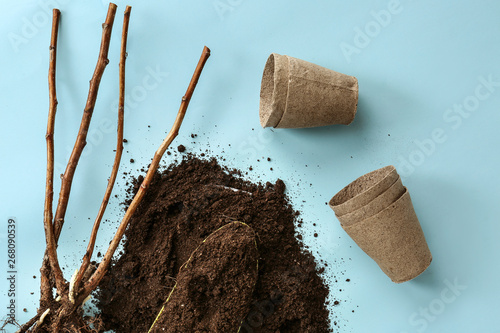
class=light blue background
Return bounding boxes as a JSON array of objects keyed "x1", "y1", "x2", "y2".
[{"x1": 1, "y1": 1, "x2": 499, "y2": 332}]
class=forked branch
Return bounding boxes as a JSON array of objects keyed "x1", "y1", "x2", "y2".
[
  {"x1": 73, "y1": 5, "x2": 132, "y2": 293},
  {"x1": 79, "y1": 45, "x2": 211, "y2": 301},
  {"x1": 40, "y1": 2, "x2": 117, "y2": 304}
]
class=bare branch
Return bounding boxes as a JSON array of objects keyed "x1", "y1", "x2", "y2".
[
  {"x1": 74, "y1": 5, "x2": 131, "y2": 292},
  {"x1": 40, "y1": 1, "x2": 117, "y2": 309},
  {"x1": 79, "y1": 45, "x2": 211, "y2": 301},
  {"x1": 15, "y1": 310, "x2": 41, "y2": 333},
  {"x1": 53, "y1": 3, "x2": 118, "y2": 241},
  {"x1": 43, "y1": 7, "x2": 65, "y2": 294}
]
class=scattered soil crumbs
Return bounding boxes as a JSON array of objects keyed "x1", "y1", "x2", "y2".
[{"x1": 96, "y1": 156, "x2": 332, "y2": 332}]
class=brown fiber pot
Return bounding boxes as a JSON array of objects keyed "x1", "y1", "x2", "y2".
[
  {"x1": 337, "y1": 176, "x2": 404, "y2": 227},
  {"x1": 329, "y1": 165, "x2": 399, "y2": 217},
  {"x1": 342, "y1": 189, "x2": 432, "y2": 283},
  {"x1": 259, "y1": 53, "x2": 358, "y2": 128}
]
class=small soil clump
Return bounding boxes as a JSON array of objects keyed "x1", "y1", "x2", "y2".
[
  {"x1": 150, "y1": 222, "x2": 259, "y2": 332},
  {"x1": 96, "y1": 156, "x2": 332, "y2": 332}
]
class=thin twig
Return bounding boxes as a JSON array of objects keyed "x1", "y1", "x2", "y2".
[
  {"x1": 40, "y1": 8, "x2": 61, "y2": 307},
  {"x1": 79, "y1": 46, "x2": 211, "y2": 301},
  {"x1": 73, "y1": 5, "x2": 131, "y2": 293},
  {"x1": 15, "y1": 310, "x2": 41, "y2": 333},
  {"x1": 53, "y1": 2, "x2": 117, "y2": 241},
  {"x1": 43, "y1": 7, "x2": 65, "y2": 294}
]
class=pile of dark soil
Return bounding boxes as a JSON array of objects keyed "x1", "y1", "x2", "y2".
[{"x1": 96, "y1": 155, "x2": 333, "y2": 332}]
